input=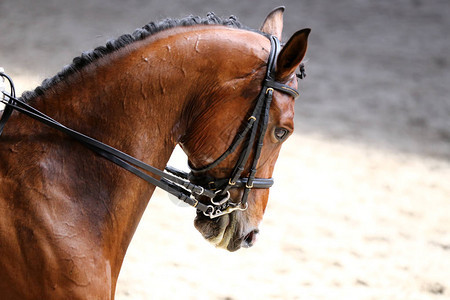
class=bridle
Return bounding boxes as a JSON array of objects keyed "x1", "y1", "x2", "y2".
[
  {"x1": 0, "y1": 35, "x2": 302, "y2": 219},
  {"x1": 185, "y1": 35, "x2": 301, "y2": 217},
  {"x1": 0, "y1": 35, "x2": 302, "y2": 218}
]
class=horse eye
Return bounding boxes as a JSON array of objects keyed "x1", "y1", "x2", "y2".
[{"x1": 274, "y1": 127, "x2": 289, "y2": 141}]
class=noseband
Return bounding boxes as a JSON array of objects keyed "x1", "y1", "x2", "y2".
[{"x1": 0, "y1": 35, "x2": 301, "y2": 219}]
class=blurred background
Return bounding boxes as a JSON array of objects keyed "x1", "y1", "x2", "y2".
[{"x1": 1, "y1": 0, "x2": 449, "y2": 299}]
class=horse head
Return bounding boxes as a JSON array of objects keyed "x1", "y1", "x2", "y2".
[{"x1": 180, "y1": 7, "x2": 310, "y2": 251}]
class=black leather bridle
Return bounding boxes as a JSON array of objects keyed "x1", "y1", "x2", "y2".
[
  {"x1": 184, "y1": 35, "x2": 301, "y2": 217},
  {"x1": 0, "y1": 35, "x2": 302, "y2": 219}
]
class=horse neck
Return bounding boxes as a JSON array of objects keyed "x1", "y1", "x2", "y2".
[
  {"x1": 31, "y1": 51, "x2": 187, "y2": 160},
  {"x1": 19, "y1": 32, "x2": 203, "y2": 276}
]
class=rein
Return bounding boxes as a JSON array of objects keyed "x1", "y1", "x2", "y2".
[{"x1": 0, "y1": 35, "x2": 301, "y2": 219}]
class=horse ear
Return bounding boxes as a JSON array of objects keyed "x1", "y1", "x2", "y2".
[
  {"x1": 275, "y1": 28, "x2": 311, "y2": 81},
  {"x1": 260, "y1": 6, "x2": 285, "y2": 39}
]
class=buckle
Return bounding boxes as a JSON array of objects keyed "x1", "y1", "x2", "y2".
[{"x1": 211, "y1": 190, "x2": 230, "y2": 206}]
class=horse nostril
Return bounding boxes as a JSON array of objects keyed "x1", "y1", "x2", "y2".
[{"x1": 242, "y1": 229, "x2": 259, "y2": 248}]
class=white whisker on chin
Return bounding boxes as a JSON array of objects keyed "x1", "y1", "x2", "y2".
[{"x1": 215, "y1": 215, "x2": 238, "y2": 249}]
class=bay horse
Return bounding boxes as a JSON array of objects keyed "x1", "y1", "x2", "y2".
[{"x1": 0, "y1": 7, "x2": 309, "y2": 299}]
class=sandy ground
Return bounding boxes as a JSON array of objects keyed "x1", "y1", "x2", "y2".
[
  {"x1": 115, "y1": 136, "x2": 450, "y2": 300},
  {"x1": 1, "y1": 0, "x2": 449, "y2": 299}
]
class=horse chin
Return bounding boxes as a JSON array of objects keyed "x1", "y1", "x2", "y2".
[{"x1": 194, "y1": 211, "x2": 242, "y2": 252}]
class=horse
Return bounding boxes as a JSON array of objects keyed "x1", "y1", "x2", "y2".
[{"x1": 0, "y1": 7, "x2": 309, "y2": 299}]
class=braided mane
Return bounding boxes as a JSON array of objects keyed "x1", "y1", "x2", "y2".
[{"x1": 21, "y1": 13, "x2": 251, "y2": 101}]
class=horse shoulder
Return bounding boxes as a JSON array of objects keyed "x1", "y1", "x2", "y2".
[{"x1": 0, "y1": 142, "x2": 114, "y2": 299}]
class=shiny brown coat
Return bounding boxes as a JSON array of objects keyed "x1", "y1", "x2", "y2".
[{"x1": 0, "y1": 8, "x2": 309, "y2": 299}]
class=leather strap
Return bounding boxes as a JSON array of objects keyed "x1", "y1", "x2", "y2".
[
  {"x1": 265, "y1": 80, "x2": 300, "y2": 98},
  {"x1": 0, "y1": 72, "x2": 16, "y2": 135},
  {"x1": 0, "y1": 95, "x2": 217, "y2": 214}
]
